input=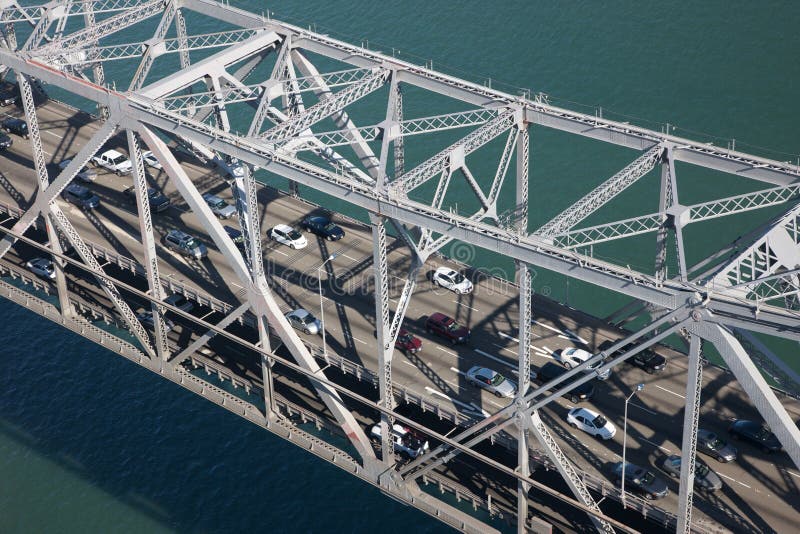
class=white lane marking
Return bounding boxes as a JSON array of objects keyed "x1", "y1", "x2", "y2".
[
  {"x1": 532, "y1": 346, "x2": 548, "y2": 355},
  {"x1": 402, "y1": 361, "x2": 416, "y2": 368},
  {"x1": 492, "y1": 343, "x2": 517, "y2": 355},
  {"x1": 565, "y1": 329, "x2": 588, "y2": 344},
  {"x1": 735, "y1": 480, "x2": 751, "y2": 488},
  {"x1": 436, "y1": 345, "x2": 457, "y2": 356},
  {"x1": 717, "y1": 472, "x2": 735, "y2": 481},
  {"x1": 45, "y1": 130, "x2": 63, "y2": 139},
  {"x1": 655, "y1": 384, "x2": 685, "y2": 399},
  {"x1": 453, "y1": 300, "x2": 479, "y2": 312},
  {"x1": 787, "y1": 471, "x2": 800, "y2": 480},
  {"x1": 352, "y1": 337, "x2": 367, "y2": 345},
  {"x1": 469, "y1": 402, "x2": 490, "y2": 417},
  {"x1": 499, "y1": 332, "x2": 518, "y2": 342},
  {"x1": 630, "y1": 403, "x2": 658, "y2": 416},
  {"x1": 425, "y1": 387, "x2": 481, "y2": 414},
  {"x1": 532, "y1": 320, "x2": 586, "y2": 344},
  {"x1": 341, "y1": 253, "x2": 357, "y2": 261},
  {"x1": 541, "y1": 345, "x2": 554, "y2": 355},
  {"x1": 639, "y1": 438, "x2": 671, "y2": 453},
  {"x1": 450, "y1": 366, "x2": 463, "y2": 375}
]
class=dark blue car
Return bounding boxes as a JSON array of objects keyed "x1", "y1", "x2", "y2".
[
  {"x1": 302, "y1": 215, "x2": 345, "y2": 241},
  {"x1": 729, "y1": 420, "x2": 782, "y2": 453}
]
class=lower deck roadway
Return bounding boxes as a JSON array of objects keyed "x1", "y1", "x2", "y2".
[{"x1": 0, "y1": 99, "x2": 798, "y2": 532}]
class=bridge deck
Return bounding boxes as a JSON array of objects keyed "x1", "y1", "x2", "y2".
[{"x1": 1, "y1": 98, "x2": 798, "y2": 533}]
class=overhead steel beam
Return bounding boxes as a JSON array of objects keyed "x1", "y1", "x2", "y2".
[
  {"x1": 0, "y1": 0, "x2": 147, "y2": 23},
  {"x1": 128, "y1": 0, "x2": 177, "y2": 91}
]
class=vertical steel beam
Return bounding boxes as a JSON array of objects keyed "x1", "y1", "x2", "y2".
[
  {"x1": 127, "y1": 129, "x2": 169, "y2": 360},
  {"x1": 371, "y1": 214, "x2": 395, "y2": 466},
  {"x1": 258, "y1": 315, "x2": 277, "y2": 421},
  {"x1": 129, "y1": 0, "x2": 177, "y2": 91},
  {"x1": 515, "y1": 121, "x2": 530, "y2": 234},
  {"x1": 516, "y1": 262, "x2": 532, "y2": 533},
  {"x1": 82, "y1": 0, "x2": 108, "y2": 118},
  {"x1": 18, "y1": 73, "x2": 71, "y2": 317},
  {"x1": 393, "y1": 82, "x2": 405, "y2": 177},
  {"x1": 676, "y1": 333, "x2": 702, "y2": 533}
]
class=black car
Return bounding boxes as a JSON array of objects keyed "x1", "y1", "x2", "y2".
[
  {"x1": 612, "y1": 462, "x2": 669, "y2": 500},
  {"x1": 224, "y1": 225, "x2": 246, "y2": 252},
  {"x1": 729, "y1": 419, "x2": 782, "y2": 452},
  {"x1": 535, "y1": 361, "x2": 595, "y2": 403},
  {"x1": 0, "y1": 87, "x2": 18, "y2": 106},
  {"x1": 0, "y1": 133, "x2": 11, "y2": 150},
  {"x1": 302, "y1": 215, "x2": 345, "y2": 241},
  {"x1": 629, "y1": 349, "x2": 667, "y2": 374},
  {"x1": 1, "y1": 117, "x2": 28, "y2": 138},
  {"x1": 61, "y1": 183, "x2": 100, "y2": 209},
  {"x1": 123, "y1": 185, "x2": 171, "y2": 213}
]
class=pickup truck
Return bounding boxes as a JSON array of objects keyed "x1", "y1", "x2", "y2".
[{"x1": 91, "y1": 149, "x2": 132, "y2": 175}]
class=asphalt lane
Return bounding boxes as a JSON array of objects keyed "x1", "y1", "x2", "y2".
[{"x1": 1, "y1": 100, "x2": 799, "y2": 532}]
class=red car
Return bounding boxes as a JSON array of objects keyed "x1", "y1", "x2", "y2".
[
  {"x1": 425, "y1": 312, "x2": 470, "y2": 344},
  {"x1": 395, "y1": 328, "x2": 422, "y2": 353}
]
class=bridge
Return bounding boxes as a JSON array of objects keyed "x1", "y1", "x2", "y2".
[{"x1": 0, "y1": 1, "x2": 799, "y2": 532}]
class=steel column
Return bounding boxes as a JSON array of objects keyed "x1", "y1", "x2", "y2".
[
  {"x1": 127, "y1": 129, "x2": 169, "y2": 360},
  {"x1": 676, "y1": 333, "x2": 703, "y2": 533},
  {"x1": 516, "y1": 261, "x2": 532, "y2": 533},
  {"x1": 515, "y1": 121, "x2": 529, "y2": 233}
]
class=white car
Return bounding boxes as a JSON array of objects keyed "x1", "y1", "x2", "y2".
[
  {"x1": 432, "y1": 266, "x2": 473, "y2": 294},
  {"x1": 370, "y1": 423, "x2": 430, "y2": 458},
  {"x1": 566, "y1": 407, "x2": 616, "y2": 440},
  {"x1": 555, "y1": 347, "x2": 611, "y2": 380},
  {"x1": 270, "y1": 224, "x2": 307, "y2": 249},
  {"x1": 58, "y1": 158, "x2": 97, "y2": 182},
  {"x1": 141, "y1": 150, "x2": 162, "y2": 170},
  {"x1": 92, "y1": 149, "x2": 132, "y2": 175},
  {"x1": 285, "y1": 308, "x2": 321, "y2": 335}
]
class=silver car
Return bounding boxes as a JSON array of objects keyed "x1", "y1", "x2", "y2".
[
  {"x1": 661, "y1": 455, "x2": 722, "y2": 491},
  {"x1": 202, "y1": 193, "x2": 236, "y2": 219},
  {"x1": 466, "y1": 366, "x2": 517, "y2": 398},
  {"x1": 285, "y1": 308, "x2": 321, "y2": 335}
]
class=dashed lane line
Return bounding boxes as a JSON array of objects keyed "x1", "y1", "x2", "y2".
[
  {"x1": 639, "y1": 437, "x2": 671, "y2": 454},
  {"x1": 492, "y1": 343, "x2": 517, "y2": 355},
  {"x1": 351, "y1": 336, "x2": 368, "y2": 345},
  {"x1": 655, "y1": 384, "x2": 685, "y2": 399},
  {"x1": 436, "y1": 346, "x2": 457, "y2": 356},
  {"x1": 499, "y1": 332, "x2": 518, "y2": 342},
  {"x1": 475, "y1": 348, "x2": 537, "y2": 381},
  {"x1": 630, "y1": 403, "x2": 658, "y2": 416},
  {"x1": 453, "y1": 300, "x2": 479, "y2": 312}
]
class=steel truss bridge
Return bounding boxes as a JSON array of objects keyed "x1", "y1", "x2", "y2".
[{"x1": 0, "y1": 1, "x2": 799, "y2": 532}]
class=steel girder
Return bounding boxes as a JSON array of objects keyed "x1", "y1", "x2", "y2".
[
  {"x1": 676, "y1": 334, "x2": 703, "y2": 533},
  {"x1": 0, "y1": 0, "x2": 145, "y2": 24}
]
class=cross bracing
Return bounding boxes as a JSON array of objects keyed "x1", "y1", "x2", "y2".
[{"x1": 0, "y1": 2, "x2": 799, "y2": 533}]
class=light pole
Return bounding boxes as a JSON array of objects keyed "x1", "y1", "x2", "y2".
[
  {"x1": 317, "y1": 253, "x2": 337, "y2": 358},
  {"x1": 621, "y1": 383, "x2": 644, "y2": 508}
]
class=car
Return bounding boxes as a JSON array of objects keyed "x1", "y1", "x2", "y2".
[
  {"x1": 302, "y1": 215, "x2": 345, "y2": 241},
  {"x1": 58, "y1": 159, "x2": 97, "y2": 183},
  {"x1": 1, "y1": 117, "x2": 28, "y2": 138},
  {"x1": 25, "y1": 257, "x2": 56, "y2": 280},
  {"x1": 162, "y1": 229, "x2": 207, "y2": 260},
  {"x1": 696, "y1": 428, "x2": 737, "y2": 462},
  {"x1": 628, "y1": 348, "x2": 667, "y2": 374},
  {"x1": 555, "y1": 347, "x2": 611, "y2": 380},
  {"x1": 395, "y1": 328, "x2": 422, "y2": 354},
  {"x1": 661, "y1": 455, "x2": 723, "y2": 491},
  {"x1": 432, "y1": 266, "x2": 473, "y2": 294},
  {"x1": 728, "y1": 419, "x2": 782, "y2": 452},
  {"x1": 270, "y1": 223, "x2": 307, "y2": 249},
  {"x1": 123, "y1": 185, "x2": 171, "y2": 213},
  {"x1": 136, "y1": 310, "x2": 175, "y2": 333},
  {"x1": 224, "y1": 225, "x2": 246, "y2": 252},
  {"x1": 535, "y1": 362, "x2": 596, "y2": 403},
  {"x1": 202, "y1": 193, "x2": 236, "y2": 219},
  {"x1": 285, "y1": 308, "x2": 321, "y2": 335},
  {"x1": 0, "y1": 133, "x2": 11, "y2": 150},
  {"x1": 612, "y1": 462, "x2": 669, "y2": 500},
  {"x1": 0, "y1": 87, "x2": 18, "y2": 106},
  {"x1": 466, "y1": 366, "x2": 517, "y2": 398},
  {"x1": 370, "y1": 423, "x2": 430, "y2": 459},
  {"x1": 425, "y1": 312, "x2": 470, "y2": 344},
  {"x1": 92, "y1": 149, "x2": 132, "y2": 175},
  {"x1": 61, "y1": 183, "x2": 100, "y2": 209},
  {"x1": 164, "y1": 293, "x2": 194, "y2": 313},
  {"x1": 566, "y1": 407, "x2": 616, "y2": 440},
  {"x1": 141, "y1": 150, "x2": 162, "y2": 169}
]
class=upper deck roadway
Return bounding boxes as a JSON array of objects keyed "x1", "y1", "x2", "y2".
[{"x1": 1, "y1": 98, "x2": 799, "y2": 533}]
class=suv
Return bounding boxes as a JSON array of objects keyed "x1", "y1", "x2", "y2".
[
  {"x1": 123, "y1": 185, "x2": 171, "y2": 213},
  {"x1": 535, "y1": 361, "x2": 595, "y2": 403},
  {"x1": 0, "y1": 86, "x2": 18, "y2": 106},
  {"x1": 202, "y1": 193, "x2": 236, "y2": 219},
  {"x1": 163, "y1": 229, "x2": 207, "y2": 260},
  {"x1": 0, "y1": 133, "x2": 11, "y2": 150},
  {"x1": 425, "y1": 312, "x2": 470, "y2": 344},
  {"x1": 92, "y1": 149, "x2": 132, "y2": 175},
  {"x1": 1, "y1": 117, "x2": 28, "y2": 138},
  {"x1": 61, "y1": 183, "x2": 100, "y2": 209},
  {"x1": 370, "y1": 423, "x2": 430, "y2": 459}
]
